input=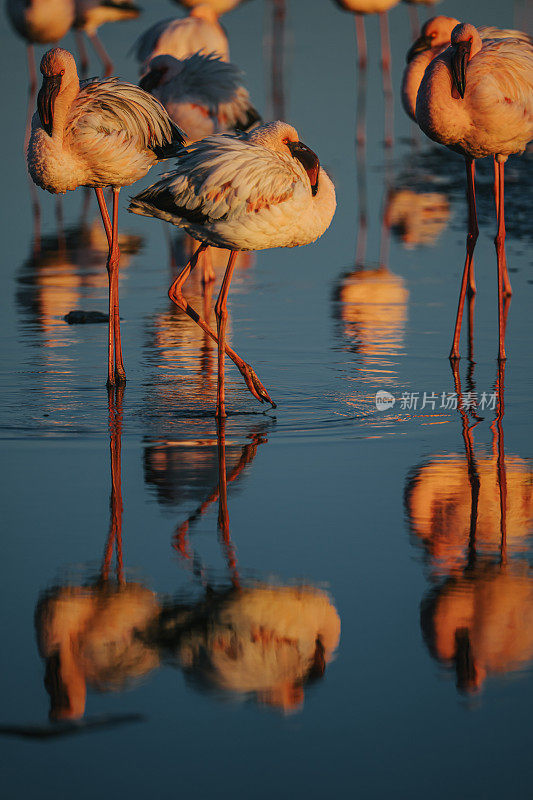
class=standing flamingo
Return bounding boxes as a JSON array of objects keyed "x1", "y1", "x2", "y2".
[
  {"x1": 139, "y1": 52, "x2": 261, "y2": 286},
  {"x1": 73, "y1": 0, "x2": 141, "y2": 77},
  {"x1": 27, "y1": 47, "x2": 185, "y2": 386},
  {"x1": 333, "y1": 0, "x2": 400, "y2": 147},
  {"x1": 6, "y1": 0, "x2": 75, "y2": 92},
  {"x1": 139, "y1": 53, "x2": 260, "y2": 144},
  {"x1": 416, "y1": 23, "x2": 533, "y2": 361},
  {"x1": 132, "y1": 6, "x2": 230, "y2": 72},
  {"x1": 129, "y1": 121, "x2": 336, "y2": 416}
]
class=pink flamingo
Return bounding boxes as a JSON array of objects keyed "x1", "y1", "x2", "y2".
[
  {"x1": 73, "y1": 0, "x2": 141, "y2": 77},
  {"x1": 6, "y1": 0, "x2": 75, "y2": 93},
  {"x1": 129, "y1": 121, "x2": 336, "y2": 417},
  {"x1": 27, "y1": 48, "x2": 185, "y2": 386},
  {"x1": 132, "y1": 6, "x2": 230, "y2": 72},
  {"x1": 333, "y1": 0, "x2": 400, "y2": 147},
  {"x1": 416, "y1": 23, "x2": 533, "y2": 361},
  {"x1": 403, "y1": 16, "x2": 531, "y2": 122}
]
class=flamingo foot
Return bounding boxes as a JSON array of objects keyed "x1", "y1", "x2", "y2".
[{"x1": 237, "y1": 362, "x2": 277, "y2": 408}]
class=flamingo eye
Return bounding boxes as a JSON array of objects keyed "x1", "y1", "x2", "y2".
[{"x1": 60, "y1": 69, "x2": 65, "y2": 75}]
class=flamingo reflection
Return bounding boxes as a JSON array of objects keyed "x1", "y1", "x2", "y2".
[
  {"x1": 406, "y1": 363, "x2": 533, "y2": 577},
  {"x1": 407, "y1": 362, "x2": 533, "y2": 694},
  {"x1": 35, "y1": 388, "x2": 160, "y2": 721},
  {"x1": 16, "y1": 206, "x2": 142, "y2": 355},
  {"x1": 156, "y1": 417, "x2": 341, "y2": 712}
]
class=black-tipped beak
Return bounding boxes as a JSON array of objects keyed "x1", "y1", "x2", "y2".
[
  {"x1": 406, "y1": 34, "x2": 434, "y2": 63},
  {"x1": 451, "y1": 40, "x2": 471, "y2": 99},
  {"x1": 37, "y1": 73, "x2": 62, "y2": 137},
  {"x1": 139, "y1": 69, "x2": 161, "y2": 93},
  {"x1": 287, "y1": 140, "x2": 320, "y2": 196}
]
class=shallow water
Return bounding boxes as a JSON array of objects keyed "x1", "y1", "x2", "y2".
[{"x1": 1, "y1": 0, "x2": 533, "y2": 797}]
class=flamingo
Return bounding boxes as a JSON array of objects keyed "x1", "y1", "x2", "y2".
[
  {"x1": 402, "y1": 16, "x2": 531, "y2": 122},
  {"x1": 139, "y1": 53, "x2": 260, "y2": 145},
  {"x1": 415, "y1": 23, "x2": 533, "y2": 361},
  {"x1": 73, "y1": 0, "x2": 141, "y2": 77},
  {"x1": 27, "y1": 47, "x2": 185, "y2": 386},
  {"x1": 140, "y1": 52, "x2": 261, "y2": 285},
  {"x1": 132, "y1": 6, "x2": 230, "y2": 72},
  {"x1": 129, "y1": 121, "x2": 336, "y2": 416},
  {"x1": 402, "y1": 0, "x2": 442, "y2": 40},
  {"x1": 332, "y1": 0, "x2": 400, "y2": 147},
  {"x1": 6, "y1": 0, "x2": 75, "y2": 92}
]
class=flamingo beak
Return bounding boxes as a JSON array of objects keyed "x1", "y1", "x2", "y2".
[
  {"x1": 406, "y1": 34, "x2": 433, "y2": 63},
  {"x1": 287, "y1": 141, "x2": 320, "y2": 196},
  {"x1": 454, "y1": 627, "x2": 480, "y2": 693},
  {"x1": 451, "y1": 40, "x2": 471, "y2": 99},
  {"x1": 37, "y1": 74, "x2": 62, "y2": 137}
]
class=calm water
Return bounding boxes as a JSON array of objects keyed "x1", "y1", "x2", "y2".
[{"x1": 1, "y1": 0, "x2": 533, "y2": 797}]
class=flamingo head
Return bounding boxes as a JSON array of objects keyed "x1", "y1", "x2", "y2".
[
  {"x1": 450, "y1": 23, "x2": 483, "y2": 99},
  {"x1": 249, "y1": 121, "x2": 321, "y2": 197},
  {"x1": 139, "y1": 55, "x2": 182, "y2": 92},
  {"x1": 38, "y1": 48, "x2": 78, "y2": 137},
  {"x1": 406, "y1": 15, "x2": 460, "y2": 63}
]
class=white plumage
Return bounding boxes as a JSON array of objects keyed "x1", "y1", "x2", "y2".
[
  {"x1": 28, "y1": 48, "x2": 184, "y2": 386},
  {"x1": 139, "y1": 53, "x2": 260, "y2": 144},
  {"x1": 130, "y1": 121, "x2": 336, "y2": 416},
  {"x1": 132, "y1": 7, "x2": 229, "y2": 71},
  {"x1": 130, "y1": 121, "x2": 336, "y2": 251}
]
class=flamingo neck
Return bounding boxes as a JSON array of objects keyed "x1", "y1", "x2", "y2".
[{"x1": 51, "y1": 79, "x2": 79, "y2": 142}]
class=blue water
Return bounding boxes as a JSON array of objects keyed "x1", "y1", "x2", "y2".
[{"x1": 1, "y1": 0, "x2": 532, "y2": 797}]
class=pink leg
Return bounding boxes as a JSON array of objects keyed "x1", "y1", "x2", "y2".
[
  {"x1": 215, "y1": 251, "x2": 238, "y2": 417},
  {"x1": 168, "y1": 244, "x2": 276, "y2": 407},
  {"x1": 201, "y1": 246, "x2": 215, "y2": 286},
  {"x1": 110, "y1": 189, "x2": 126, "y2": 384},
  {"x1": 379, "y1": 12, "x2": 394, "y2": 149},
  {"x1": 493, "y1": 156, "x2": 512, "y2": 297},
  {"x1": 88, "y1": 31, "x2": 113, "y2": 77},
  {"x1": 494, "y1": 159, "x2": 507, "y2": 361},
  {"x1": 27, "y1": 44, "x2": 37, "y2": 95},
  {"x1": 355, "y1": 14, "x2": 367, "y2": 147},
  {"x1": 271, "y1": 0, "x2": 286, "y2": 120},
  {"x1": 75, "y1": 29, "x2": 90, "y2": 77},
  {"x1": 450, "y1": 157, "x2": 478, "y2": 360},
  {"x1": 95, "y1": 188, "x2": 115, "y2": 384},
  {"x1": 407, "y1": 4, "x2": 419, "y2": 40}
]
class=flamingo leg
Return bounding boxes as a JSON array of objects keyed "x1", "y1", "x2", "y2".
[
  {"x1": 168, "y1": 244, "x2": 276, "y2": 407},
  {"x1": 201, "y1": 246, "x2": 215, "y2": 286},
  {"x1": 110, "y1": 189, "x2": 126, "y2": 384},
  {"x1": 215, "y1": 251, "x2": 238, "y2": 417},
  {"x1": 27, "y1": 44, "x2": 37, "y2": 94},
  {"x1": 450, "y1": 157, "x2": 478, "y2": 360},
  {"x1": 87, "y1": 31, "x2": 113, "y2": 77},
  {"x1": 407, "y1": 4, "x2": 420, "y2": 40},
  {"x1": 75, "y1": 30, "x2": 90, "y2": 77},
  {"x1": 354, "y1": 14, "x2": 367, "y2": 148},
  {"x1": 379, "y1": 12, "x2": 394, "y2": 149},
  {"x1": 94, "y1": 188, "x2": 115, "y2": 384},
  {"x1": 494, "y1": 159, "x2": 507, "y2": 361},
  {"x1": 493, "y1": 156, "x2": 512, "y2": 297},
  {"x1": 271, "y1": 0, "x2": 286, "y2": 119}
]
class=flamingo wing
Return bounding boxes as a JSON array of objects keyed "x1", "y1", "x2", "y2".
[
  {"x1": 67, "y1": 78, "x2": 185, "y2": 158},
  {"x1": 128, "y1": 135, "x2": 302, "y2": 228}
]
